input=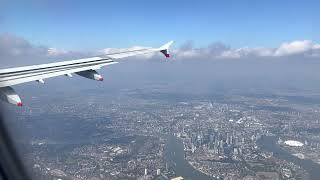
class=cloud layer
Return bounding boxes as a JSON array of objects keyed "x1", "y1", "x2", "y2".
[
  {"x1": 0, "y1": 34, "x2": 48, "y2": 57},
  {"x1": 2, "y1": 34, "x2": 320, "y2": 94},
  {"x1": 173, "y1": 40, "x2": 320, "y2": 60},
  {"x1": 1, "y1": 33, "x2": 320, "y2": 67},
  {"x1": 0, "y1": 34, "x2": 88, "y2": 66}
]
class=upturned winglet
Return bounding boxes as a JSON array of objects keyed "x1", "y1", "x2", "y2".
[{"x1": 159, "y1": 41, "x2": 174, "y2": 58}]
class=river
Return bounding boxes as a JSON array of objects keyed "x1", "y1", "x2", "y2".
[
  {"x1": 164, "y1": 135, "x2": 214, "y2": 180},
  {"x1": 257, "y1": 136, "x2": 320, "y2": 180},
  {"x1": 165, "y1": 134, "x2": 320, "y2": 180}
]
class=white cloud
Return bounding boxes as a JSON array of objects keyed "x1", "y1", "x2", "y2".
[
  {"x1": 172, "y1": 40, "x2": 320, "y2": 60},
  {"x1": 47, "y1": 48, "x2": 67, "y2": 56},
  {"x1": 0, "y1": 33, "x2": 83, "y2": 58},
  {"x1": 0, "y1": 33, "x2": 48, "y2": 57},
  {"x1": 275, "y1": 40, "x2": 317, "y2": 56},
  {"x1": 1, "y1": 33, "x2": 320, "y2": 66},
  {"x1": 0, "y1": 34, "x2": 92, "y2": 66}
]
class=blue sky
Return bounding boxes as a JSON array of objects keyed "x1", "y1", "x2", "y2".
[{"x1": 0, "y1": 0, "x2": 319, "y2": 51}]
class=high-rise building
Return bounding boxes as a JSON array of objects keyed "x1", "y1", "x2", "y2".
[{"x1": 226, "y1": 133, "x2": 230, "y2": 145}]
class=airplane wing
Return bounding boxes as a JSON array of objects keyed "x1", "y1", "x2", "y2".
[{"x1": 0, "y1": 41, "x2": 174, "y2": 106}]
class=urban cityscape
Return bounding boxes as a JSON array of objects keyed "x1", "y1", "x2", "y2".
[
  {"x1": 6, "y1": 82, "x2": 320, "y2": 180},
  {"x1": 1, "y1": 1, "x2": 320, "y2": 180}
]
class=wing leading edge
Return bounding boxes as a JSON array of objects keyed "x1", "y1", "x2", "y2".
[{"x1": 0, "y1": 41, "x2": 174, "y2": 106}]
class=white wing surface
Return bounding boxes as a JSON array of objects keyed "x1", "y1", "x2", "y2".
[{"x1": 0, "y1": 41, "x2": 174, "y2": 106}]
